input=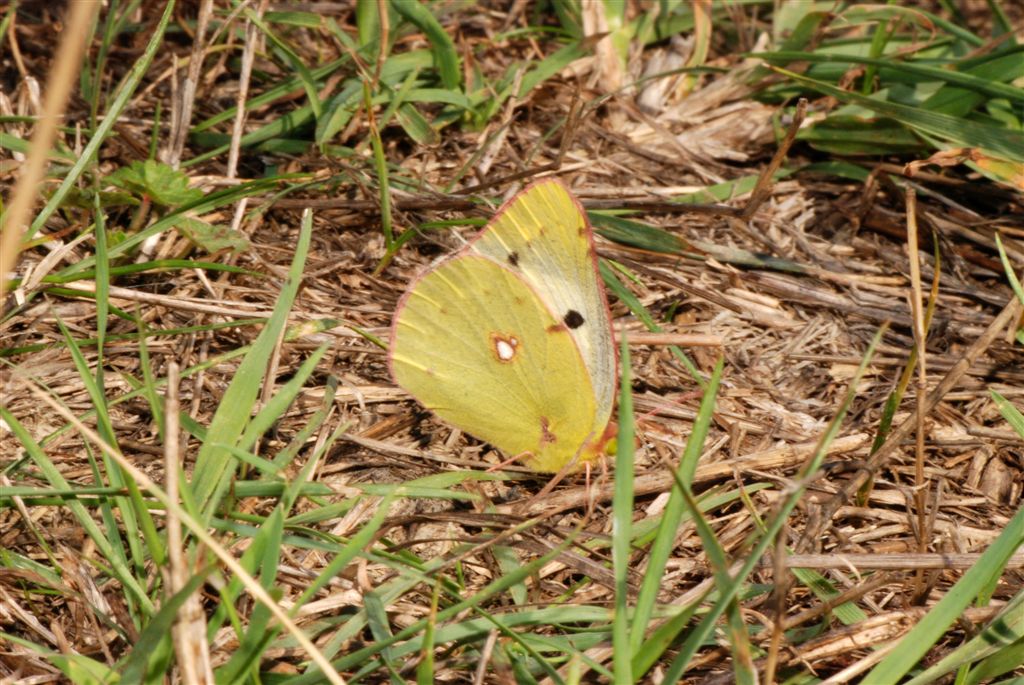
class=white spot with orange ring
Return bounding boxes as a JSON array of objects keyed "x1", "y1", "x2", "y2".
[{"x1": 490, "y1": 333, "x2": 520, "y2": 362}]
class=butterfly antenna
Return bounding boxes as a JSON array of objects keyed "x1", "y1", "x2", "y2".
[
  {"x1": 486, "y1": 451, "x2": 531, "y2": 473},
  {"x1": 530, "y1": 462, "x2": 569, "y2": 504},
  {"x1": 583, "y1": 462, "x2": 598, "y2": 522},
  {"x1": 527, "y1": 436, "x2": 593, "y2": 503}
]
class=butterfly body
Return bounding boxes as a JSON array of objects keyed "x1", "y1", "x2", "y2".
[{"x1": 389, "y1": 179, "x2": 616, "y2": 472}]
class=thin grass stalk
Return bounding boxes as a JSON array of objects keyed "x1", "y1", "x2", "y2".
[
  {"x1": 0, "y1": 0, "x2": 100, "y2": 299},
  {"x1": 164, "y1": 0, "x2": 212, "y2": 167},
  {"x1": 364, "y1": 81, "x2": 394, "y2": 251},
  {"x1": 227, "y1": 0, "x2": 266, "y2": 179},
  {"x1": 904, "y1": 188, "x2": 932, "y2": 604},
  {"x1": 164, "y1": 361, "x2": 215, "y2": 682}
]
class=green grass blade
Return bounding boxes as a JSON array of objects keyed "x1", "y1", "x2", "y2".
[
  {"x1": 518, "y1": 40, "x2": 590, "y2": 98},
  {"x1": 364, "y1": 589, "x2": 405, "y2": 684},
  {"x1": 991, "y1": 390, "x2": 1024, "y2": 439},
  {"x1": 415, "y1": 582, "x2": 441, "y2": 685},
  {"x1": 963, "y1": 634, "x2": 1024, "y2": 685},
  {"x1": 790, "y1": 567, "x2": 868, "y2": 625},
  {"x1": 599, "y1": 260, "x2": 706, "y2": 388},
  {"x1": 865, "y1": 500, "x2": 1024, "y2": 683},
  {"x1": 612, "y1": 333, "x2": 635, "y2": 683},
  {"x1": 32, "y1": 319, "x2": 338, "y2": 451},
  {"x1": 191, "y1": 210, "x2": 312, "y2": 520},
  {"x1": 631, "y1": 357, "x2": 723, "y2": 652},
  {"x1": 26, "y1": 0, "x2": 175, "y2": 241},
  {"x1": 92, "y1": 191, "x2": 109, "y2": 393},
  {"x1": 0, "y1": 632, "x2": 115, "y2": 684},
  {"x1": 904, "y1": 591, "x2": 1024, "y2": 685},
  {"x1": 391, "y1": 0, "x2": 460, "y2": 90},
  {"x1": 756, "y1": 51, "x2": 1024, "y2": 104},
  {"x1": 291, "y1": 494, "x2": 396, "y2": 612},
  {"x1": 235, "y1": 344, "x2": 329, "y2": 453},
  {"x1": 839, "y1": 5, "x2": 984, "y2": 47},
  {"x1": 996, "y1": 234, "x2": 1024, "y2": 309},
  {"x1": 680, "y1": 486, "x2": 757, "y2": 685},
  {"x1": 1, "y1": 407, "x2": 154, "y2": 612},
  {"x1": 294, "y1": 541, "x2": 579, "y2": 682},
  {"x1": 591, "y1": 212, "x2": 691, "y2": 255},
  {"x1": 118, "y1": 569, "x2": 210, "y2": 685},
  {"x1": 55, "y1": 316, "x2": 155, "y2": 598},
  {"x1": 365, "y1": 81, "x2": 395, "y2": 249},
  {"x1": 135, "y1": 318, "x2": 165, "y2": 448},
  {"x1": 215, "y1": 508, "x2": 286, "y2": 684},
  {"x1": 57, "y1": 178, "x2": 283, "y2": 276},
  {"x1": 771, "y1": 66, "x2": 1024, "y2": 161},
  {"x1": 245, "y1": 9, "x2": 322, "y2": 118},
  {"x1": 922, "y1": 51, "x2": 1024, "y2": 116},
  {"x1": 396, "y1": 101, "x2": 440, "y2": 145},
  {"x1": 190, "y1": 53, "x2": 354, "y2": 134}
]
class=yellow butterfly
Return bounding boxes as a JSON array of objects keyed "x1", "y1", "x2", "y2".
[{"x1": 389, "y1": 179, "x2": 617, "y2": 472}]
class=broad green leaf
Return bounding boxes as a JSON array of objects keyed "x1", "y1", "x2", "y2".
[
  {"x1": 106, "y1": 159, "x2": 203, "y2": 207},
  {"x1": 175, "y1": 217, "x2": 251, "y2": 255}
]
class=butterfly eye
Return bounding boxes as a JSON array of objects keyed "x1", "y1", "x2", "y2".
[{"x1": 563, "y1": 310, "x2": 585, "y2": 329}]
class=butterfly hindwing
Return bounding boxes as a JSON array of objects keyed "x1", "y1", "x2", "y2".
[
  {"x1": 389, "y1": 179, "x2": 617, "y2": 472},
  {"x1": 390, "y1": 255, "x2": 599, "y2": 472}
]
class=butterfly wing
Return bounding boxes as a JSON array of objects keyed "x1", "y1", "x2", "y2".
[
  {"x1": 470, "y1": 179, "x2": 617, "y2": 433},
  {"x1": 390, "y1": 255, "x2": 602, "y2": 472}
]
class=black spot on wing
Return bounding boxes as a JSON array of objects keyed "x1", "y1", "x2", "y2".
[
  {"x1": 563, "y1": 310, "x2": 585, "y2": 329},
  {"x1": 507, "y1": 251, "x2": 519, "y2": 266}
]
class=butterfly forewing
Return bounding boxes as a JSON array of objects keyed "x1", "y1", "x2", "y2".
[{"x1": 470, "y1": 180, "x2": 616, "y2": 430}]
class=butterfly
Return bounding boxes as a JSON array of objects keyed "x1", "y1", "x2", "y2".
[{"x1": 389, "y1": 179, "x2": 617, "y2": 472}]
